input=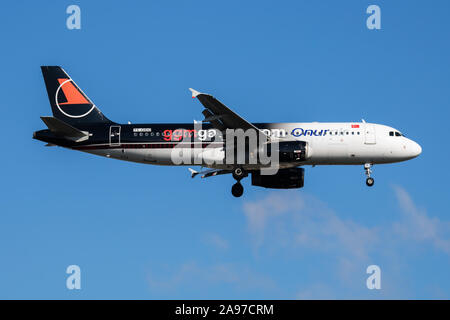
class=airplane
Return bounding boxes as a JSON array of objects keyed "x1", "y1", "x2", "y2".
[{"x1": 33, "y1": 66, "x2": 422, "y2": 197}]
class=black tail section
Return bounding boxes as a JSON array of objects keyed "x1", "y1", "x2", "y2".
[{"x1": 41, "y1": 66, "x2": 113, "y2": 127}]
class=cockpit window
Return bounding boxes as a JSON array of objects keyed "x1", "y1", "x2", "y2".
[{"x1": 390, "y1": 131, "x2": 405, "y2": 137}]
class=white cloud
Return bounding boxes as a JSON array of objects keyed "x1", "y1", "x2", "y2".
[
  {"x1": 243, "y1": 187, "x2": 450, "y2": 258},
  {"x1": 296, "y1": 283, "x2": 336, "y2": 300},
  {"x1": 243, "y1": 191, "x2": 377, "y2": 261},
  {"x1": 146, "y1": 186, "x2": 450, "y2": 298},
  {"x1": 204, "y1": 233, "x2": 229, "y2": 250},
  {"x1": 243, "y1": 192, "x2": 304, "y2": 248},
  {"x1": 243, "y1": 191, "x2": 381, "y2": 295},
  {"x1": 241, "y1": 187, "x2": 450, "y2": 298},
  {"x1": 393, "y1": 185, "x2": 450, "y2": 255},
  {"x1": 146, "y1": 261, "x2": 276, "y2": 295}
]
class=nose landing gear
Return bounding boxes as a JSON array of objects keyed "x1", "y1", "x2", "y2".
[
  {"x1": 364, "y1": 163, "x2": 374, "y2": 187},
  {"x1": 231, "y1": 167, "x2": 247, "y2": 197},
  {"x1": 366, "y1": 177, "x2": 374, "y2": 187}
]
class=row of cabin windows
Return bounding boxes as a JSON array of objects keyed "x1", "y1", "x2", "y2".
[
  {"x1": 328, "y1": 131, "x2": 361, "y2": 136},
  {"x1": 389, "y1": 131, "x2": 403, "y2": 137},
  {"x1": 134, "y1": 132, "x2": 161, "y2": 137},
  {"x1": 133, "y1": 131, "x2": 362, "y2": 137}
]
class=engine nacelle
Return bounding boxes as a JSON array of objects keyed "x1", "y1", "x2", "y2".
[{"x1": 251, "y1": 167, "x2": 305, "y2": 189}]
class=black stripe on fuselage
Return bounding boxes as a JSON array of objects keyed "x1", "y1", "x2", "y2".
[{"x1": 35, "y1": 122, "x2": 283, "y2": 148}]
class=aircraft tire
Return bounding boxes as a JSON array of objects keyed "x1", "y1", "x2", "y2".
[
  {"x1": 231, "y1": 182, "x2": 244, "y2": 197},
  {"x1": 366, "y1": 177, "x2": 375, "y2": 187}
]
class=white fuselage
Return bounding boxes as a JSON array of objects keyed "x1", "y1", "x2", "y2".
[{"x1": 83, "y1": 122, "x2": 422, "y2": 169}]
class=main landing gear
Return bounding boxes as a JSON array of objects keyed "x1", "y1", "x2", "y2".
[
  {"x1": 231, "y1": 182, "x2": 244, "y2": 197},
  {"x1": 231, "y1": 167, "x2": 247, "y2": 197},
  {"x1": 364, "y1": 163, "x2": 375, "y2": 187}
]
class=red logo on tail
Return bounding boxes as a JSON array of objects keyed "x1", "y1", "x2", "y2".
[{"x1": 57, "y1": 78, "x2": 90, "y2": 105}]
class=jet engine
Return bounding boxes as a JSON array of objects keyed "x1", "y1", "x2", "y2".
[{"x1": 251, "y1": 167, "x2": 305, "y2": 189}]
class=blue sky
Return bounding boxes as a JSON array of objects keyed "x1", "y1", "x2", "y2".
[{"x1": 0, "y1": 0, "x2": 449, "y2": 299}]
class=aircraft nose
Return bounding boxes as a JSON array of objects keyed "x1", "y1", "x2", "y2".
[{"x1": 411, "y1": 141, "x2": 422, "y2": 158}]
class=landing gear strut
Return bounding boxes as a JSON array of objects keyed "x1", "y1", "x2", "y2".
[
  {"x1": 231, "y1": 167, "x2": 246, "y2": 197},
  {"x1": 364, "y1": 163, "x2": 374, "y2": 187}
]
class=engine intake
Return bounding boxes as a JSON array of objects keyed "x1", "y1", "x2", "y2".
[{"x1": 251, "y1": 167, "x2": 305, "y2": 189}]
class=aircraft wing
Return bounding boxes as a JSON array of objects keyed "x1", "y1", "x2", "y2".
[{"x1": 189, "y1": 88, "x2": 268, "y2": 139}]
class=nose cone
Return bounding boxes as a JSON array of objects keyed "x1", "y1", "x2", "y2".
[{"x1": 410, "y1": 141, "x2": 422, "y2": 158}]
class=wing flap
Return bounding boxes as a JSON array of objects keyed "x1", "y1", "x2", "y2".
[{"x1": 188, "y1": 167, "x2": 232, "y2": 179}]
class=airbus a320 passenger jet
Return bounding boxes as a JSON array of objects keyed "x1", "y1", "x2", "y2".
[{"x1": 33, "y1": 66, "x2": 422, "y2": 197}]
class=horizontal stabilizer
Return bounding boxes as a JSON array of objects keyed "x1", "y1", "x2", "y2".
[{"x1": 40, "y1": 116, "x2": 89, "y2": 142}]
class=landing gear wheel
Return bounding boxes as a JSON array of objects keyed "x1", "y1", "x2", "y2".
[
  {"x1": 232, "y1": 167, "x2": 245, "y2": 181},
  {"x1": 366, "y1": 177, "x2": 375, "y2": 187},
  {"x1": 231, "y1": 182, "x2": 244, "y2": 197}
]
